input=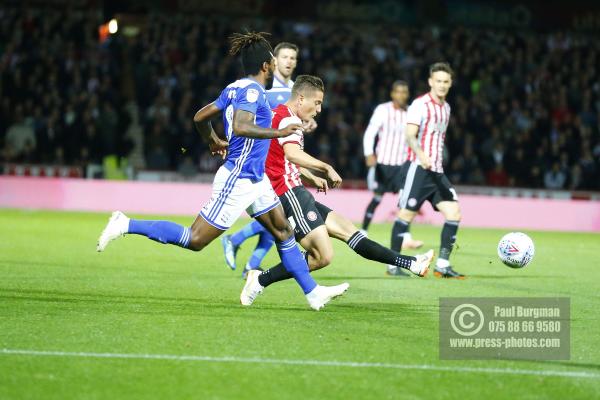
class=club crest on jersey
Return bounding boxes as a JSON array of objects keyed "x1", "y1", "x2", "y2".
[
  {"x1": 246, "y1": 88, "x2": 259, "y2": 103},
  {"x1": 307, "y1": 211, "x2": 318, "y2": 222}
]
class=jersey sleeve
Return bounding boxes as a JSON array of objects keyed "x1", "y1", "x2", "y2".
[
  {"x1": 363, "y1": 105, "x2": 384, "y2": 156},
  {"x1": 406, "y1": 99, "x2": 426, "y2": 126},
  {"x1": 277, "y1": 116, "x2": 303, "y2": 145},
  {"x1": 213, "y1": 87, "x2": 229, "y2": 110},
  {"x1": 233, "y1": 83, "x2": 262, "y2": 115}
]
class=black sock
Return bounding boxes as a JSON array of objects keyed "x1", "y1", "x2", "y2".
[
  {"x1": 258, "y1": 263, "x2": 293, "y2": 287},
  {"x1": 362, "y1": 195, "x2": 382, "y2": 230},
  {"x1": 257, "y1": 252, "x2": 309, "y2": 288},
  {"x1": 439, "y1": 220, "x2": 459, "y2": 263},
  {"x1": 391, "y1": 219, "x2": 410, "y2": 252},
  {"x1": 348, "y1": 231, "x2": 415, "y2": 269}
]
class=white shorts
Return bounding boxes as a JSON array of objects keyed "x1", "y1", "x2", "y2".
[{"x1": 200, "y1": 166, "x2": 280, "y2": 230}]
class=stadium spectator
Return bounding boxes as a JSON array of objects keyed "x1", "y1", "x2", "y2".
[
  {"x1": 544, "y1": 162, "x2": 568, "y2": 190},
  {"x1": 1, "y1": 7, "x2": 599, "y2": 191},
  {"x1": 3, "y1": 105, "x2": 36, "y2": 162},
  {"x1": 487, "y1": 163, "x2": 510, "y2": 187}
]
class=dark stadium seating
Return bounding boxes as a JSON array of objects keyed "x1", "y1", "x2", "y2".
[{"x1": 1, "y1": 7, "x2": 599, "y2": 190}]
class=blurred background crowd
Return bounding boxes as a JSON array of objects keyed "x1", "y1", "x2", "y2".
[{"x1": 1, "y1": 4, "x2": 599, "y2": 190}]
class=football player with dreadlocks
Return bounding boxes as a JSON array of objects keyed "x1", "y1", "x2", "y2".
[{"x1": 97, "y1": 32, "x2": 349, "y2": 310}]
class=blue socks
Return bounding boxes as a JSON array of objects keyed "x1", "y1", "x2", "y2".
[
  {"x1": 127, "y1": 220, "x2": 314, "y2": 294},
  {"x1": 128, "y1": 219, "x2": 191, "y2": 248},
  {"x1": 247, "y1": 233, "x2": 275, "y2": 269},
  {"x1": 276, "y1": 237, "x2": 317, "y2": 294},
  {"x1": 231, "y1": 221, "x2": 266, "y2": 247}
]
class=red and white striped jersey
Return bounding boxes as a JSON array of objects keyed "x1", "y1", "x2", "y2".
[
  {"x1": 363, "y1": 101, "x2": 408, "y2": 166},
  {"x1": 405, "y1": 93, "x2": 451, "y2": 173},
  {"x1": 265, "y1": 104, "x2": 304, "y2": 196}
]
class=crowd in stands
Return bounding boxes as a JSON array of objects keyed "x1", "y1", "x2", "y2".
[{"x1": 1, "y1": 7, "x2": 599, "y2": 190}]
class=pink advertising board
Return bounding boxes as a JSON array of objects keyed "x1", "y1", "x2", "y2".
[{"x1": 1, "y1": 177, "x2": 599, "y2": 232}]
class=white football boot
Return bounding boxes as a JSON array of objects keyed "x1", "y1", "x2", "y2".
[
  {"x1": 306, "y1": 283, "x2": 350, "y2": 311},
  {"x1": 96, "y1": 211, "x2": 130, "y2": 252},
  {"x1": 409, "y1": 249, "x2": 434, "y2": 277},
  {"x1": 240, "y1": 269, "x2": 264, "y2": 306}
]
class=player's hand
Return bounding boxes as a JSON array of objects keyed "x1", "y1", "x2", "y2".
[
  {"x1": 326, "y1": 166, "x2": 342, "y2": 189},
  {"x1": 209, "y1": 135, "x2": 229, "y2": 159},
  {"x1": 313, "y1": 176, "x2": 329, "y2": 194},
  {"x1": 365, "y1": 155, "x2": 376, "y2": 167},
  {"x1": 418, "y1": 153, "x2": 432, "y2": 170},
  {"x1": 303, "y1": 118, "x2": 318, "y2": 134},
  {"x1": 277, "y1": 123, "x2": 303, "y2": 138}
]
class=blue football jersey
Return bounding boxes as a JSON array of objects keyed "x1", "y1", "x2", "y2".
[
  {"x1": 214, "y1": 78, "x2": 272, "y2": 181},
  {"x1": 266, "y1": 75, "x2": 294, "y2": 107}
]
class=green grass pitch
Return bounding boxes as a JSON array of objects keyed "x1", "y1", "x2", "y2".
[{"x1": 1, "y1": 209, "x2": 599, "y2": 399}]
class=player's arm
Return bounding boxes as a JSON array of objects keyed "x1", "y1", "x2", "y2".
[
  {"x1": 299, "y1": 167, "x2": 328, "y2": 193},
  {"x1": 283, "y1": 143, "x2": 342, "y2": 188},
  {"x1": 193, "y1": 102, "x2": 228, "y2": 158},
  {"x1": 233, "y1": 110, "x2": 302, "y2": 139},
  {"x1": 363, "y1": 107, "x2": 382, "y2": 167},
  {"x1": 405, "y1": 123, "x2": 431, "y2": 169}
]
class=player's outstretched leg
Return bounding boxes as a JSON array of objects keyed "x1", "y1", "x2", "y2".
[
  {"x1": 97, "y1": 211, "x2": 224, "y2": 253},
  {"x1": 241, "y1": 207, "x2": 349, "y2": 310},
  {"x1": 241, "y1": 236, "x2": 348, "y2": 310},
  {"x1": 433, "y1": 201, "x2": 464, "y2": 279},
  {"x1": 325, "y1": 210, "x2": 433, "y2": 277},
  {"x1": 241, "y1": 231, "x2": 275, "y2": 278},
  {"x1": 221, "y1": 221, "x2": 267, "y2": 270},
  {"x1": 97, "y1": 211, "x2": 193, "y2": 251},
  {"x1": 252, "y1": 226, "x2": 329, "y2": 291}
]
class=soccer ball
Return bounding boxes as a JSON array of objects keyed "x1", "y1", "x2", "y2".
[{"x1": 497, "y1": 232, "x2": 535, "y2": 268}]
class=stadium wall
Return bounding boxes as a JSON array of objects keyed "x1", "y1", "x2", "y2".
[{"x1": 1, "y1": 176, "x2": 599, "y2": 232}]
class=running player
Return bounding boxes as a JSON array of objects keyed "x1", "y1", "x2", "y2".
[
  {"x1": 361, "y1": 81, "x2": 424, "y2": 277},
  {"x1": 221, "y1": 42, "x2": 316, "y2": 277},
  {"x1": 394, "y1": 62, "x2": 464, "y2": 278},
  {"x1": 240, "y1": 75, "x2": 434, "y2": 306},
  {"x1": 96, "y1": 32, "x2": 349, "y2": 310}
]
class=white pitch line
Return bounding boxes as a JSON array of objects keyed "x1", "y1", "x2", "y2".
[{"x1": 1, "y1": 348, "x2": 598, "y2": 380}]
